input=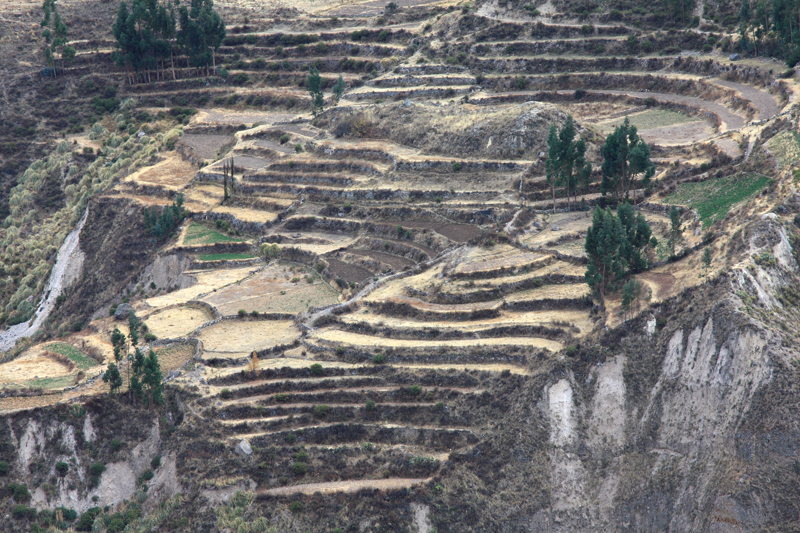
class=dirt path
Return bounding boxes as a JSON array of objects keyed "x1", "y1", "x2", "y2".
[
  {"x1": 709, "y1": 79, "x2": 779, "y2": 120},
  {"x1": 259, "y1": 477, "x2": 431, "y2": 496}
]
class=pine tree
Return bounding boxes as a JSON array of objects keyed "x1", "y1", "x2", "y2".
[
  {"x1": 702, "y1": 246, "x2": 712, "y2": 276},
  {"x1": 600, "y1": 117, "x2": 655, "y2": 202},
  {"x1": 585, "y1": 207, "x2": 628, "y2": 311},
  {"x1": 128, "y1": 313, "x2": 140, "y2": 347},
  {"x1": 545, "y1": 116, "x2": 592, "y2": 213},
  {"x1": 41, "y1": 0, "x2": 69, "y2": 77},
  {"x1": 142, "y1": 349, "x2": 164, "y2": 408},
  {"x1": 111, "y1": 326, "x2": 126, "y2": 363},
  {"x1": 307, "y1": 67, "x2": 324, "y2": 116},
  {"x1": 617, "y1": 203, "x2": 653, "y2": 273},
  {"x1": 332, "y1": 74, "x2": 345, "y2": 105},
  {"x1": 103, "y1": 363, "x2": 123, "y2": 395}
]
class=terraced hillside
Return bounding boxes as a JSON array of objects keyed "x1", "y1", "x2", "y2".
[{"x1": 2, "y1": 0, "x2": 800, "y2": 531}]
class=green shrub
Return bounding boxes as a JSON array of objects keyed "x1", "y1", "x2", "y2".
[
  {"x1": 275, "y1": 393, "x2": 289, "y2": 402},
  {"x1": 451, "y1": 161, "x2": 463, "y2": 172},
  {"x1": 220, "y1": 388, "x2": 232, "y2": 399},
  {"x1": 238, "y1": 309, "x2": 247, "y2": 317},
  {"x1": 366, "y1": 400, "x2": 376, "y2": 411},
  {"x1": 290, "y1": 501, "x2": 304, "y2": 513},
  {"x1": 309, "y1": 363, "x2": 323, "y2": 376},
  {"x1": 56, "y1": 461, "x2": 69, "y2": 476},
  {"x1": 435, "y1": 402, "x2": 444, "y2": 411},
  {"x1": 151, "y1": 456, "x2": 161, "y2": 470},
  {"x1": 89, "y1": 462, "x2": 106, "y2": 479},
  {"x1": 11, "y1": 504, "x2": 36, "y2": 520},
  {"x1": 284, "y1": 432, "x2": 297, "y2": 443},
  {"x1": 564, "y1": 344, "x2": 578, "y2": 356},
  {"x1": 408, "y1": 385, "x2": 422, "y2": 396},
  {"x1": 314, "y1": 404, "x2": 330, "y2": 417},
  {"x1": 294, "y1": 449, "x2": 309, "y2": 462},
  {"x1": 141, "y1": 469, "x2": 154, "y2": 481},
  {"x1": 574, "y1": 88, "x2": 586, "y2": 99},
  {"x1": 279, "y1": 134, "x2": 290, "y2": 144},
  {"x1": 110, "y1": 438, "x2": 122, "y2": 452},
  {"x1": 8, "y1": 483, "x2": 30, "y2": 502},
  {"x1": 290, "y1": 462, "x2": 308, "y2": 475},
  {"x1": 372, "y1": 353, "x2": 386, "y2": 364},
  {"x1": 76, "y1": 507, "x2": 102, "y2": 531},
  {"x1": 0, "y1": 461, "x2": 8, "y2": 475}
]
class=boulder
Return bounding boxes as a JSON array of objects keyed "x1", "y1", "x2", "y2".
[
  {"x1": 235, "y1": 439, "x2": 253, "y2": 457},
  {"x1": 729, "y1": 53, "x2": 741, "y2": 61},
  {"x1": 114, "y1": 303, "x2": 133, "y2": 319}
]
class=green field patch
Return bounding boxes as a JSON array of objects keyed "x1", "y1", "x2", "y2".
[
  {"x1": 183, "y1": 223, "x2": 243, "y2": 245},
  {"x1": 25, "y1": 375, "x2": 76, "y2": 390},
  {"x1": 46, "y1": 343, "x2": 98, "y2": 369},
  {"x1": 664, "y1": 173, "x2": 771, "y2": 227},
  {"x1": 767, "y1": 131, "x2": 800, "y2": 169},
  {"x1": 598, "y1": 108, "x2": 696, "y2": 133},
  {"x1": 198, "y1": 252, "x2": 257, "y2": 261}
]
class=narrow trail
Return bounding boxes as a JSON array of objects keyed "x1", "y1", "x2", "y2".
[
  {"x1": 708, "y1": 78, "x2": 779, "y2": 119},
  {"x1": 259, "y1": 477, "x2": 431, "y2": 496}
]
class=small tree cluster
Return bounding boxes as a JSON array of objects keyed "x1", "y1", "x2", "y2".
[
  {"x1": 600, "y1": 117, "x2": 655, "y2": 202},
  {"x1": 143, "y1": 193, "x2": 186, "y2": 237},
  {"x1": 259, "y1": 243, "x2": 280, "y2": 261},
  {"x1": 585, "y1": 204, "x2": 656, "y2": 310},
  {"x1": 307, "y1": 66, "x2": 324, "y2": 116},
  {"x1": 41, "y1": 0, "x2": 75, "y2": 77},
  {"x1": 545, "y1": 115, "x2": 592, "y2": 213}
]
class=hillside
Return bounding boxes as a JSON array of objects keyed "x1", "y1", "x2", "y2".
[{"x1": 2, "y1": 0, "x2": 800, "y2": 532}]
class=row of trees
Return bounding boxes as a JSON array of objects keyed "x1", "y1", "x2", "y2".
[
  {"x1": 112, "y1": 0, "x2": 225, "y2": 84},
  {"x1": 307, "y1": 67, "x2": 345, "y2": 116},
  {"x1": 546, "y1": 116, "x2": 655, "y2": 213},
  {"x1": 103, "y1": 313, "x2": 164, "y2": 408},
  {"x1": 739, "y1": 0, "x2": 800, "y2": 65},
  {"x1": 41, "y1": 0, "x2": 75, "y2": 76}
]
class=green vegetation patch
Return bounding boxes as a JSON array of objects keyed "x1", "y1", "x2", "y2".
[
  {"x1": 767, "y1": 130, "x2": 800, "y2": 169},
  {"x1": 198, "y1": 253, "x2": 257, "y2": 262},
  {"x1": 183, "y1": 223, "x2": 243, "y2": 245},
  {"x1": 46, "y1": 343, "x2": 98, "y2": 369},
  {"x1": 599, "y1": 108, "x2": 696, "y2": 132},
  {"x1": 25, "y1": 375, "x2": 75, "y2": 389},
  {"x1": 664, "y1": 173, "x2": 771, "y2": 226}
]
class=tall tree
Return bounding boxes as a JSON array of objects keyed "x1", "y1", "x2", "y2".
[
  {"x1": 585, "y1": 207, "x2": 628, "y2": 311},
  {"x1": 600, "y1": 117, "x2": 655, "y2": 203},
  {"x1": 546, "y1": 116, "x2": 592, "y2": 213},
  {"x1": 668, "y1": 206, "x2": 683, "y2": 258},
  {"x1": 177, "y1": 0, "x2": 226, "y2": 77},
  {"x1": 103, "y1": 363, "x2": 123, "y2": 395},
  {"x1": 307, "y1": 66, "x2": 324, "y2": 116},
  {"x1": 332, "y1": 74, "x2": 345, "y2": 105},
  {"x1": 142, "y1": 349, "x2": 164, "y2": 408},
  {"x1": 617, "y1": 202, "x2": 655, "y2": 273},
  {"x1": 41, "y1": 0, "x2": 71, "y2": 77}
]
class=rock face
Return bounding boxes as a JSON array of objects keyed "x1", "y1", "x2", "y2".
[
  {"x1": 235, "y1": 439, "x2": 253, "y2": 457},
  {"x1": 114, "y1": 303, "x2": 133, "y2": 319}
]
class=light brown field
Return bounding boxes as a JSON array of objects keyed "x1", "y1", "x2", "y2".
[
  {"x1": 453, "y1": 245, "x2": 547, "y2": 275},
  {"x1": 0, "y1": 346, "x2": 73, "y2": 385},
  {"x1": 312, "y1": 329, "x2": 563, "y2": 351},
  {"x1": 198, "y1": 262, "x2": 339, "y2": 315},
  {"x1": 211, "y1": 205, "x2": 279, "y2": 223},
  {"x1": 260, "y1": 477, "x2": 431, "y2": 495},
  {"x1": 154, "y1": 343, "x2": 197, "y2": 373},
  {"x1": 197, "y1": 320, "x2": 300, "y2": 353},
  {"x1": 123, "y1": 155, "x2": 196, "y2": 190},
  {"x1": 145, "y1": 306, "x2": 214, "y2": 338},
  {"x1": 143, "y1": 266, "x2": 258, "y2": 309}
]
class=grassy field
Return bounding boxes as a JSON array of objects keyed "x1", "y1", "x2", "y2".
[
  {"x1": 767, "y1": 131, "x2": 800, "y2": 169},
  {"x1": 183, "y1": 223, "x2": 243, "y2": 246},
  {"x1": 25, "y1": 375, "x2": 75, "y2": 390},
  {"x1": 198, "y1": 253, "x2": 257, "y2": 261},
  {"x1": 597, "y1": 108, "x2": 696, "y2": 133},
  {"x1": 46, "y1": 343, "x2": 98, "y2": 369},
  {"x1": 664, "y1": 173, "x2": 771, "y2": 226}
]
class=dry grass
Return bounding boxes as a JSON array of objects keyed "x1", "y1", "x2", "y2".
[
  {"x1": 154, "y1": 343, "x2": 197, "y2": 373},
  {"x1": 453, "y1": 245, "x2": 547, "y2": 275},
  {"x1": 145, "y1": 306, "x2": 215, "y2": 338},
  {"x1": 767, "y1": 131, "x2": 800, "y2": 169},
  {"x1": 312, "y1": 329, "x2": 564, "y2": 351},
  {"x1": 200, "y1": 262, "x2": 340, "y2": 315},
  {"x1": 123, "y1": 155, "x2": 196, "y2": 190},
  {"x1": 211, "y1": 205, "x2": 280, "y2": 223},
  {"x1": 260, "y1": 478, "x2": 430, "y2": 496},
  {"x1": 197, "y1": 320, "x2": 299, "y2": 353},
  {"x1": 144, "y1": 266, "x2": 257, "y2": 309},
  {"x1": 0, "y1": 345, "x2": 74, "y2": 385},
  {"x1": 596, "y1": 108, "x2": 697, "y2": 133}
]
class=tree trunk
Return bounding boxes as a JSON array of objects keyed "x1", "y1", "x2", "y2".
[
  {"x1": 170, "y1": 47, "x2": 176, "y2": 80},
  {"x1": 551, "y1": 180, "x2": 556, "y2": 214}
]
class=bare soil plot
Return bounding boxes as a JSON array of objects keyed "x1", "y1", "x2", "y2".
[
  {"x1": 453, "y1": 245, "x2": 546, "y2": 275},
  {"x1": 714, "y1": 138, "x2": 742, "y2": 158},
  {"x1": 312, "y1": 329, "x2": 564, "y2": 351},
  {"x1": 145, "y1": 306, "x2": 214, "y2": 339},
  {"x1": 595, "y1": 108, "x2": 697, "y2": 133},
  {"x1": 710, "y1": 78, "x2": 779, "y2": 119},
  {"x1": 196, "y1": 109, "x2": 297, "y2": 125},
  {"x1": 391, "y1": 221, "x2": 483, "y2": 242},
  {"x1": 0, "y1": 346, "x2": 74, "y2": 385},
  {"x1": 325, "y1": 257, "x2": 373, "y2": 284},
  {"x1": 252, "y1": 139, "x2": 294, "y2": 154},
  {"x1": 503, "y1": 283, "x2": 591, "y2": 301},
  {"x1": 341, "y1": 308, "x2": 592, "y2": 332},
  {"x1": 211, "y1": 205, "x2": 279, "y2": 223},
  {"x1": 230, "y1": 155, "x2": 270, "y2": 170},
  {"x1": 197, "y1": 320, "x2": 300, "y2": 353},
  {"x1": 154, "y1": 343, "x2": 197, "y2": 373},
  {"x1": 144, "y1": 266, "x2": 258, "y2": 309},
  {"x1": 123, "y1": 155, "x2": 197, "y2": 190},
  {"x1": 181, "y1": 134, "x2": 232, "y2": 160},
  {"x1": 259, "y1": 477, "x2": 430, "y2": 496},
  {"x1": 200, "y1": 263, "x2": 339, "y2": 315},
  {"x1": 183, "y1": 183, "x2": 224, "y2": 212},
  {"x1": 346, "y1": 249, "x2": 416, "y2": 269},
  {"x1": 638, "y1": 121, "x2": 714, "y2": 146}
]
